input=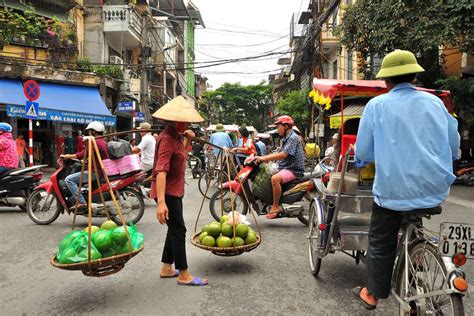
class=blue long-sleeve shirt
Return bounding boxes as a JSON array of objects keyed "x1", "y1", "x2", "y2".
[
  {"x1": 355, "y1": 83, "x2": 460, "y2": 211},
  {"x1": 209, "y1": 131, "x2": 233, "y2": 156}
]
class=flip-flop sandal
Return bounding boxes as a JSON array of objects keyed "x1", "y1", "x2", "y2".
[
  {"x1": 160, "y1": 270, "x2": 179, "y2": 278},
  {"x1": 177, "y1": 276, "x2": 208, "y2": 286},
  {"x1": 266, "y1": 210, "x2": 282, "y2": 219},
  {"x1": 351, "y1": 287, "x2": 377, "y2": 311}
]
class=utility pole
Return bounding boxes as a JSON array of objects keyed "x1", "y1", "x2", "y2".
[{"x1": 140, "y1": 11, "x2": 151, "y2": 123}]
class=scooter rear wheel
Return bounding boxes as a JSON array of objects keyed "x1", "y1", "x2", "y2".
[
  {"x1": 27, "y1": 189, "x2": 63, "y2": 225},
  {"x1": 110, "y1": 188, "x2": 145, "y2": 225},
  {"x1": 209, "y1": 188, "x2": 249, "y2": 222}
]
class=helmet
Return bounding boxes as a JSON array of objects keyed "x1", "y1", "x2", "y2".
[
  {"x1": 376, "y1": 50, "x2": 425, "y2": 79},
  {"x1": 85, "y1": 121, "x2": 105, "y2": 134},
  {"x1": 0, "y1": 123, "x2": 12, "y2": 133},
  {"x1": 274, "y1": 115, "x2": 294, "y2": 127}
]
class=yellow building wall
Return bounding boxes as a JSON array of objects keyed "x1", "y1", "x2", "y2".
[{"x1": 0, "y1": 44, "x2": 47, "y2": 64}]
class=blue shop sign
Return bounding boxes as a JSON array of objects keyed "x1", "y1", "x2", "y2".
[
  {"x1": 6, "y1": 105, "x2": 116, "y2": 126},
  {"x1": 136, "y1": 112, "x2": 145, "y2": 122}
]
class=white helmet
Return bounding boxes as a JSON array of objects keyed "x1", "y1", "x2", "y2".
[{"x1": 85, "y1": 121, "x2": 105, "y2": 134}]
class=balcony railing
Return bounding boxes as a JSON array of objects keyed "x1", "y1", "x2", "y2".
[{"x1": 103, "y1": 5, "x2": 142, "y2": 43}]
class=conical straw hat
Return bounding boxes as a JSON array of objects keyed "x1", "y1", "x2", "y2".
[{"x1": 152, "y1": 96, "x2": 204, "y2": 123}]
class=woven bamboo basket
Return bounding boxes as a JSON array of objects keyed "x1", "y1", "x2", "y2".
[
  {"x1": 50, "y1": 245, "x2": 144, "y2": 277},
  {"x1": 191, "y1": 233, "x2": 260, "y2": 257}
]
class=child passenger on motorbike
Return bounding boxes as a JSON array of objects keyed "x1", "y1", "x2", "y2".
[
  {"x1": 60, "y1": 121, "x2": 109, "y2": 209},
  {"x1": 255, "y1": 116, "x2": 305, "y2": 219}
]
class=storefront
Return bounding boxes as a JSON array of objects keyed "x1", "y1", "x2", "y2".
[{"x1": 0, "y1": 78, "x2": 116, "y2": 166}]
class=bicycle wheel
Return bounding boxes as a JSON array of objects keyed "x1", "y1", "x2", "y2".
[
  {"x1": 308, "y1": 200, "x2": 323, "y2": 276},
  {"x1": 209, "y1": 188, "x2": 249, "y2": 222},
  {"x1": 397, "y1": 242, "x2": 464, "y2": 315},
  {"x1": 198, "y1": 169, "x2": 229, "y2": 199}
]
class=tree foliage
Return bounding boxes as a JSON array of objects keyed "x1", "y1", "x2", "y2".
[
  {"x1": 200, "y1": 82, "x2": 272, "y2": 131},
  {"x1": 335, "y1": 0, "x2": 473, "y2": 86},
  {"x1": 276, "y1": 89, "x2": 310, "y2": 131}
]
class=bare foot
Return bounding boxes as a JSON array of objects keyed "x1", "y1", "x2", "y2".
[{"x1": 159, "y1": 264, "x2": 177, "y2": 277}]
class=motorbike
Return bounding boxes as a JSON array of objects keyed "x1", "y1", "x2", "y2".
[
  {"x1": 208, "y1": 157, "x2": 332, "y2": 226},
  {"x1": 26, "y1": 159, "x2": 146, "y2": 225},
  {"x1": 454, "y1": 160, "x2": 474, "y2": 186},
  {"x1": 0, "y1": 165, "x2": 46, "y2": 211}
]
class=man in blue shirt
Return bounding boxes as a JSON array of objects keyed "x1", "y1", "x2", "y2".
[
  {"x1": 256, "y1": 116, "x2": 305, "y2": 219},
  {"x1": 255, "y1": 137, "x2": 266, "y2": 156},
  {"x1": 209, "y1": 123, "x2": 233, "y2": 157},
  {"x1": 352, "y1": 50, "x2": 460, "y2": 310}
]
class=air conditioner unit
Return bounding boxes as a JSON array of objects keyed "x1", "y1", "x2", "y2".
[{"x1": 109, "y1": 55, "x2": 123, "y2": 65}]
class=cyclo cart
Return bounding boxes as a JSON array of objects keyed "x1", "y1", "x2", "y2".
[{"x1": 307, "y1": 79, "x2": 468, "y2": 314}]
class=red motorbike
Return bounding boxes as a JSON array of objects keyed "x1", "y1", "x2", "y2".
[{"x1": 26, "y1": 159, "x2": 146, "y2": 225}]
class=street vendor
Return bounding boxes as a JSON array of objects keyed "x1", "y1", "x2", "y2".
[
  {"x1": 351, "y1": 50, "x2": 460, "y2": 310},
  {"x1": 151, "y1": 95, "x2": 208, "y2": 286},
  {"x1": 255, "y1": 115, "x2": 305, "y2": 219}
]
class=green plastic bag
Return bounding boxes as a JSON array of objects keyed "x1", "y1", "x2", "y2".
[
  {"x1": 252, "y1": 163, "x2": 273, "y2": 204},
  {"x1": 57, "y1": 230, "x2": 82, "y2": 262},
  {"x1": 110, "y1": 224, "x2": 144, "y2": 254},
  {"x1": 59, "y1": 231, "x2": 102, "y2": 264},
  {"x1": 130, "y1": 223, "x2": 144, "y2": 250}
]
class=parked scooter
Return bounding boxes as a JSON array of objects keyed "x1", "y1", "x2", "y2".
[
  {"x1": 208, "y1": 157, "x2": 331, "y2": 226},
  {"x1": 0, "y1": 165, "x2": 46, "y2": 211},
  {"x1": 454, "y1": 160, "x2": 474, "y2": 186},
  {"x1": 26, "y1": 159, "x2": 146, "y2": 225}
]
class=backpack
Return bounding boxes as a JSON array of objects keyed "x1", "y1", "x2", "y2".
[{"x1": 107, "y1": 139, "x2": 132, "y2": 159}]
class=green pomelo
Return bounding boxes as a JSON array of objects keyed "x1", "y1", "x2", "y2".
[
  {"x1": 201, "y1": 236, "x2": 216, "y2": 247},
  {"x1": 207, "y1": 224, "x2": 221, "y2": 238},
  {"x1": 101, "y1": 248, "x2": 116, "y2": 258},
  {"x1": 217, "y1": 236, "x2": 232, "y2": 248},
  {"x1": 235, "y1": 223, "x2": 249, "y2": 239},
  {"x1": 210, "y1": 221, "x2": 221, "y2": 227},
  {"x1": 221, "y1": 223, "x2": 234, "y2": 237},
  {"x1": 232, "y1": 237, "x2": 245, "y2": 247},
  {"x1": 83, "y1": 226, "x2": 100, "y2": 235},
  {"x1": 92, "y1": 230, "x2": 113, "y2": 252},
  {"x1": 115, "y1": 241, "x2": 133, "y2": 255},
  {"x1": 111, "y1": 227, "x2": 129, "y2": 246},
  {"x1": 101, "y1": 220, "x2": 117, "y2": 231},
  {"x1": 199, "y1": 232, "x2": 208, "y2": 243},
  {"x1": 201, "y1": 225, "x2": 209, "y2": 233},
  {"x1": 58, "y1": 230, "x2": 81, "y2": 255},
  {"x1": 220, "y1": 215, "x2": 229, "y2": 225},
  {"x1": 78, "y1": 248, "x2": 102, "y2": 261},
  {"x1": 245, "y1": 232, "x2": 257, "y2": 245}
]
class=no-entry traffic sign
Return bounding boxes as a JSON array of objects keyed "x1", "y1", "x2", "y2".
[{"x1": 23, "y1": 80, "x2": 40, "y2": 101}]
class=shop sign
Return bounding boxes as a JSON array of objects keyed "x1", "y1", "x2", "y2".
[
  {"x1": 117, "y1": 101, "x2": 134, "y2": 113},
  {"x1": 6, "y1": 105, "x2": 116, "y2": 126},
  {"x1": 136, "y1": 112, "x2": 145, "y2": 122}
]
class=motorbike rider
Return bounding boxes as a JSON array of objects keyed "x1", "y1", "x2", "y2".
[
  {"x1": 61, "y1": 121, "x2": 109, "y2": 208},
  {"x1": 255, "y1": 116, "x2": 305, "y2": 219},
  {"x1": 231, "y1": 126, "x2": 257, "y2": 168},
  {"x1": 0, "y1": 123, "x2": 19, "y2": 173},
  {"x1": 132, "y1": 122, "x2": 156, "y2": 172}
]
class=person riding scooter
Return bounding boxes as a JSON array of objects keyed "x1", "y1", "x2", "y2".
[
  {"x1": 60, "y1": 121, "x2": 109, "y2": 208},
  {"x1": 255, "y1": 115, "x2": 305, "y2": 219},
  {"x1": 0, "y1": 123, "x2": 19, "y2": 173}
]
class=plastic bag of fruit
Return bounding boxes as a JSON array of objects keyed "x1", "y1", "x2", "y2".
[{"x1": 59, "y1": 231, "x2": 102, "y2": 264}]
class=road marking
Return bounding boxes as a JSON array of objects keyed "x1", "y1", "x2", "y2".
[{"x1": 445, "y1": 196, "x2": 474, "y2": 209}]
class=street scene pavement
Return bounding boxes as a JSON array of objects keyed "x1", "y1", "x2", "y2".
[{"x1": 1, "y1": 172, "x2": 473, "y2": 315}]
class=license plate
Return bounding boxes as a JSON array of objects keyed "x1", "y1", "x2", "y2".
[{"x1": 438, "y1": 222, "x2": 474, "y2": 258}]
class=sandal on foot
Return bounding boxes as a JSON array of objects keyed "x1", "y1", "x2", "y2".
[
  {"x1": 160, "y1": 270, "x2": 179, "y2": 278},
  {"x1": 351, "y1": 287, "x2": 377, "y2": 311},
  {"x1": 177, "y1": 276, "x2": 208, "y2": 286},
  {"x1": 266, "y1": 209, "x2": 282, "y2": 219}
]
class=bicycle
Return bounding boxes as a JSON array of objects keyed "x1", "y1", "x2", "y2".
[
  {"x1": 197, "y1": 150, "x2": 229, "y2": 199},
  {"x1": 307, "y1": 148, "x2": 468, "y2": 315}
]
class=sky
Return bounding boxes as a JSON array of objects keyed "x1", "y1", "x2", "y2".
[{"x1": 192, "y1": 0, "x2": 308, "y2": 90}]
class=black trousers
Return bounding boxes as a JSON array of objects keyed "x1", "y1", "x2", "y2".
[
  {"x1": 161, "y1": 195, "x2": 188, "y2": 270},
  {"x1": 366, "y1": 202, "x2": 404, "y2": 299}
]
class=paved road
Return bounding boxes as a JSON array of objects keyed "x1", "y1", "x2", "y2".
[{"x1": 1, "y1": 177, "x2": 473, "y2": 315}]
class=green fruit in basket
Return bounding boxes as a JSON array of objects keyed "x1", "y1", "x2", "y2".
[
  {"x1": 59, "y1": 248, "x2": 78, "y2": 264},
  {"x1": 101, "y1": 248, "x2": 116, "y2": 258},
  {"x1": 78, "y1": 247, "x2": 102, "y2": 261},
  {"x1": 207, "y1": 223, "x2": 221, "y2": 238},
  {"x1": 101, "y1": 220, "x2": 117, "y2": 231},
  {"x1": 232, "y1": 237, "x2": 245, "y2": 247},
  {"x1": 112, "y1": 227, "x2": 129, "y2": 246},
  {"x1": 199, "y1": 232, "x2": 208, "y2": 243},
  {"x1": 221, "y1": 223, "x2": 234, "y2": 237},
  {"x1": 211, "y1": 221, "x2": 221, "y2": 226},
  {"x1": 220, "y1": 215, "x2": 229, "y2": 225},
  {"x1": 115, "y1": 241, "x2": 133, "y2": 255},
  {"x1": 245, "y1": 232, "x2": 257, "y2": 245},
  {"x1": 235, "y1": 223, "x2": 249, "y2": 239},
  {"x1": 217, "y1": 236, "x2": 232, "y2": 248},
  {"x1": 58, "y1": 230, "x2": 81, "y2": 256},
  {"x1": 92, "y1": 230, "x2": 113, "y2": 252},
  {"x1": 83, "y1": 226, "x2": 100, "y2": 235},
  {"x1": 201, "y1": 225, "x2": 209, "y2": 233},
  {"x1": 201, "y1": 236, "x2": 216, "y2": 247}
]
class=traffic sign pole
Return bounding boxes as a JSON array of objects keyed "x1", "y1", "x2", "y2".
[{"x1": 29, "y1": 119, "x2": 33, "y2": 167}]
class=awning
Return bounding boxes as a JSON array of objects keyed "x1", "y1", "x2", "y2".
[
  {"x1": 1, "y1": 79, "x2": 116, "y2": 126},
  {"x1": 330, "y1": 104, "x2": 365, "y2": 129}
]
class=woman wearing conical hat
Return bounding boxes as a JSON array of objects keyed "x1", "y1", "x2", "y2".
[{"x1": 151, "y1": 96, "x2": 208, "y2": 286}]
